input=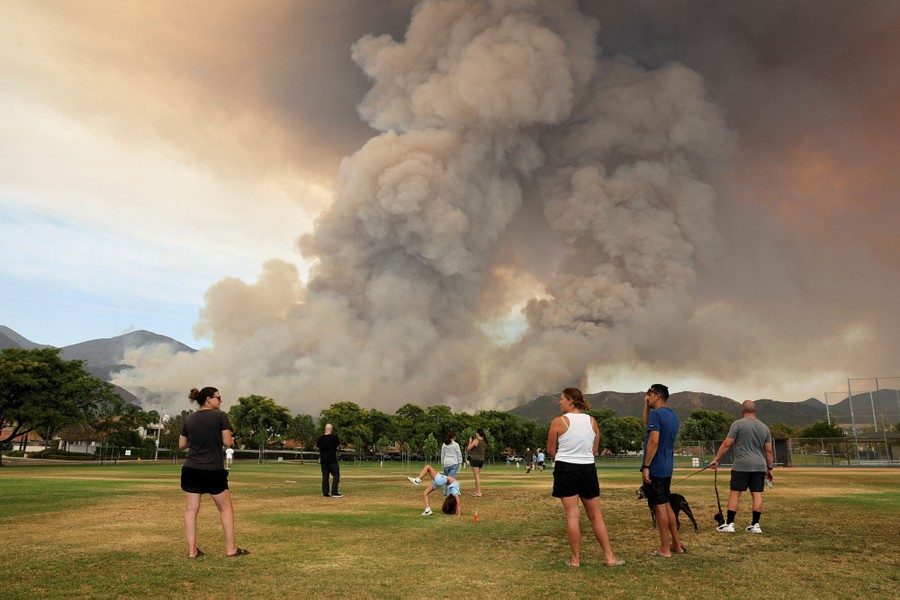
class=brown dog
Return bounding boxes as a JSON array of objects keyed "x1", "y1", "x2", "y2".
[{"x1": 636, "y1": 487, "x2": 699, "y2": 531}]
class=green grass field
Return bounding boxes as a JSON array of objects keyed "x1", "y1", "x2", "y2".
[{"x1": 1, "y1": 461, "x2": 898, "y2": 599}]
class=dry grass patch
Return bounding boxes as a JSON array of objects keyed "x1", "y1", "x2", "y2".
[{"x1": 1, "y1": 463, "x2": 897, "y2": 599}]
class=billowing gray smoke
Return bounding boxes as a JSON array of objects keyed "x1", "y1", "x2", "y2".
[{"x1": 117, "y1": 0, "x2": 732, "y2": 413}]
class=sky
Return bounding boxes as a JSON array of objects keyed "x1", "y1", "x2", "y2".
[{"x1": 1, "y1": 1, "x2": 899, "y2": 415}]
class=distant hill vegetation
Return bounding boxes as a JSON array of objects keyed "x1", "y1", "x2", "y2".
[
  {"x1": 1, "y1": 326, "x2": 195, "y2": 406},
  {"x1": 3, "y1": 325, "x2": 896, "y2": 429},
  {"x1": 59, "y1": 330, "x2": 195, "y2": 380},
  {"x1": 508, "y1": 389, "x2": 897, "y2": 430}
]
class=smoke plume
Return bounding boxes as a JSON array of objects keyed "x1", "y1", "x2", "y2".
[{"x1": 117, "y1": 0, "x2": 735, "y2": 413}]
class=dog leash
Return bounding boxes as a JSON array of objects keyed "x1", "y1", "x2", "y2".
[
  {"x1": 671, "y1": 464, "x2": 711, "y2": 486},
  {"x1": 714, "y1": 467, "x2": 724, "y2": 517}
]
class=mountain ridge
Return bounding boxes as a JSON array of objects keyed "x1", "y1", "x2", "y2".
[{"x1": 2, "y1": 325, "x2": 896, "y2": 429}]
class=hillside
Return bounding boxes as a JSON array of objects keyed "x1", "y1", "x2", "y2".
[
  {"x1": 4, "y1": 325, "x2": 897, "y2": 429},
  {"x1": 60, "y1": 330, "x2": 195, "y2": 380},
  {"x1": 2, "y1": 326, "x2": 194, "y2": 406},
  {"x1": 511, "y1": 390, "x2": 742, "y2": 424},
  {"x1": 509, "y1": 388, "x2": 900, "y2": 430},
  {"x1": 510, "y1": 390, "x2": 866, "y2": 429},
  {"x1": 0, "y1": 325, "x2": 53, "y2": 350}
]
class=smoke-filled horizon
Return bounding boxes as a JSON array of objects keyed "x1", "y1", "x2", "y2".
[{"x1": 4, "y1": 1, "x2": 898, "y2": 416}]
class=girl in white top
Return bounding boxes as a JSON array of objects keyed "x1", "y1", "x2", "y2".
[{"x1": 547, "y1": 387, "x2": 624, "y2": 569}]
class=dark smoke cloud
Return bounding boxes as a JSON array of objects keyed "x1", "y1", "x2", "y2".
[{"x1": 114, "y1": 0, "x2": 900, "y2": 413}]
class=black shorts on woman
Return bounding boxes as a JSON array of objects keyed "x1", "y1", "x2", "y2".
[
  {"x1": 552, "y1": 461, "x2": 600, "y2": 499},
  {"x1": 181, "y1": 467, "x2": 229, "y2": 495}
]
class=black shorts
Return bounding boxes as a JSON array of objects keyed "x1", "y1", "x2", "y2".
[
  {"x1": 730, "y1": 471, "x2": 766, "y2": 493},
  {"x1": 642, "y1": 476, "x2": 671, "y2": 506},
  {"x1": 552, "y1": 461, "x2": 600, "y2": 499},
  {"x1": 470, "y1": 459, "x2": 484, "y2": 468},
  {"x1": 181, "y1": 466, "x2": 229, "y2": 495}
]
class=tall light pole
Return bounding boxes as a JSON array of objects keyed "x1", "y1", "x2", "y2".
[
  {"x1": 153, "y1": 409, "x2": 162, "y2": 463},
  {"x1": 847, "y1": 379, "x2": 859, "y2": 464}
]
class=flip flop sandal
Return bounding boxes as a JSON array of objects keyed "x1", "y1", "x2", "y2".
[
  {"x1": 605, "y1": 558, "x2": 626, "y2": 567},
  {"x1": 227, "y1": 548, "x2": 250, "y2": 557},
  {"x1": 645, "y1": 551, "x2": 672, "y2": 558},
  {"x1": 188, "y1": 549, "x2": 204, "y2": 559}
]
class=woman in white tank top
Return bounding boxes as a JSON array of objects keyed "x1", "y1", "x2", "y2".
[{"x1": 547, "y1": 387, "x2": 624, "y2": 568}]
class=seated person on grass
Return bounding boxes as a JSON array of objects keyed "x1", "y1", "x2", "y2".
[{"x1": 407, "y1": 464, "x2": 462, "y2": 517}]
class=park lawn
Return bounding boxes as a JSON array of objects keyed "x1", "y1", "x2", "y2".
[{"x1": 0, "y1": 462, "x2": 897, "y2": 599}]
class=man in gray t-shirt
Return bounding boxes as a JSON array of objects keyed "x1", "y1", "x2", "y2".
[{"x1": 709, "y1": 400, "x2": 774, "y2": 534}]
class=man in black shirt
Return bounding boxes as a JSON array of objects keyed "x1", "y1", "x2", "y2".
[{"x1": 317, "y1": 423, "x2": 342, "y2": 498}]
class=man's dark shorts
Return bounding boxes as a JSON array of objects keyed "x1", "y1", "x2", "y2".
[
  {"x1": 552, "y1": 461, "x2": 600, "y2": 499},
  {"x1": 730, "y1": 470, "x2": 766, "y2": 493},
  {"x1": 642, "y1": 475, "x2": 671, "y2": 506}
]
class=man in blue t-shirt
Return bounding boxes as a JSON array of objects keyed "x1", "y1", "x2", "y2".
[{"x1": 641, "y1": 383, "x2": 685, "y2": 557}]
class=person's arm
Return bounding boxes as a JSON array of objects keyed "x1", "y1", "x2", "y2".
[
  {"x1": 467, "y1": 437, "x2": 477, "y2": 451},
  {"x1": 547, "y1": 417, "x2": 563, "y2": 458},
  {"x1": 590, "y1": 417, "x2": 601, "y2": 456},
  {"x1": 455, "y1": 493, "x2": 462, "y2": 516},
  {"x1": 764, "y1": 442, "x2": 775, "y2": 480},
  {"x1": 709, "y1": 437, "x2": 735, "y2": 469},
  {"x1": 642, "y1": 396, "x2": 651, "y2": 427},
  {"x1": 222, "y1": 429, "x2": 233, "y2": 448},
  {"x1": 178, "y1": 434, "x2": 189, "y2": 450},
  {"x1": 642, "y1": 431, "x2": 659, "y2": 483},
  {"x1": 441, "y1": 444, "x2": 448, "y2": 463}
]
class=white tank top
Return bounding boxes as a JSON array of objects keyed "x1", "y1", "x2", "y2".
[{"x1": 554, "y1": 413, "x2": 596, "y2": 464}]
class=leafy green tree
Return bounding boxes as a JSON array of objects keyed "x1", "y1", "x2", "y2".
[
  {"x1": 473, "y1": 410, "x2": 521, "y2": 454},
  {"x1": 376, "y1": 435, "x2": 392, "y2": 462},
  {"x1": 320, "y1": 402, "x2": 371, "y2": 453},
  {"x1": 800, "y1": 420, "x2": 845, "y2": 439},
  {"x1": 394, "y1": 403, "x2": 425, "y2": 451},
  {"x1": 366, "y1": 409, "x2": 397, "y2": 452},
  {"x1": 94, "y1": 396, "x2": 154, "y2": 449},
  {"x1": 229, "y1": 395, "x2": 292, "y2": 462},
  {"x1": 514, "y1": 418, "x2": 542, "y2": 454},
  {"x1": 769, "y1": 422, "x2": 795, "y2": 440},
  {"x1": 680, "y1": 410, "x2": 735, "y2": 441},
  {"x1": 423, "y1": 432, "x2": 439, "y2": 462},
  {"x1": 425, "y1": 404, "x2": 453, "y2": 431},
  {"x1": 483, "y1": 428, "x2": 497, "y2": 460},
  {"x1": 0, "y1": 348, "x2": 119, "y2": 466},
  {"x1": 159, "y1": 411, "x2": 190, "y2": 455},
  {"x1": 590, "y1": 409, "x2": 625, "y2": 454},
  {"x1": 618, "y1": 416, "x2": 645, "y2": 451},
  {"x1": 351, "y1": 434, "x2": 367, "y2": 461},
  {"x1": 286, "y1": 414, "x2": 317, "y2": 462},
  {"x1": 460, "y1": 426, "x2": 476, "y2": 458}
]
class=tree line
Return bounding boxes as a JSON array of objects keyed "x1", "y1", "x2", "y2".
[{"x1": 2, "y1": 348, "x2": 858, "y2": 467}]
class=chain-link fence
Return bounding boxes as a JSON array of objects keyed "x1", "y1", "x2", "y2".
[{"x1": 595, "y1": 436, "x2": 899, "y2": 468}]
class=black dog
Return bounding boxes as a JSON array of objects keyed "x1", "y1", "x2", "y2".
[{"x1": 636, "y1": 487, "x2": 699, "y2": 531}]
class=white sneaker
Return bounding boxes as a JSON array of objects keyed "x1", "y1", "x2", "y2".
[
  {"x1": 745, "y1": 523, "x2": 762, "y2": 534},
  {"x1": 716, "y1": 522, "x2": 735, "y2": 533},
  {"x1": 408, "y1": 477, "x2": 421, "y2": 485},
  {"x1": 421, "y1": 507, "x2": 432, "y2": 516}
]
